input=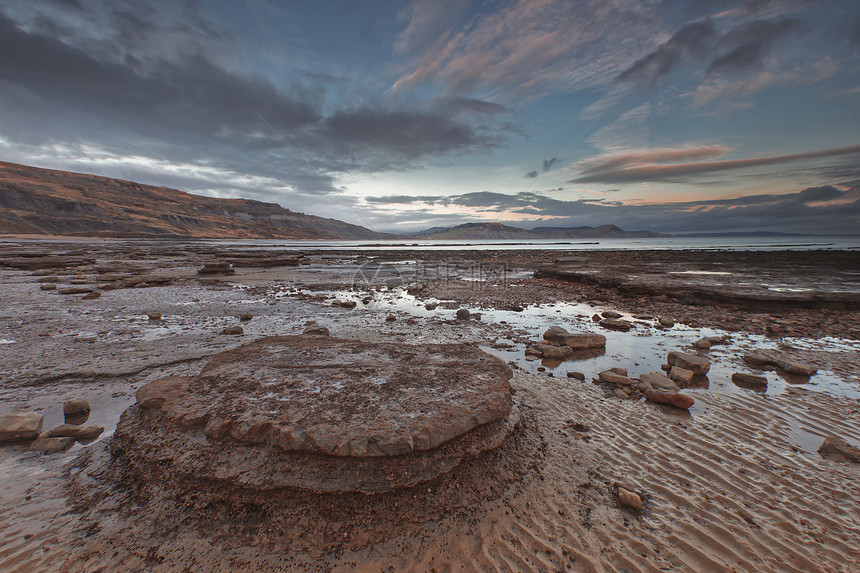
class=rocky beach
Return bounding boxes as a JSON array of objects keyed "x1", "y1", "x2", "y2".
[{"x1": 1, "y1": 240, "x2": 859, "y2": 572}]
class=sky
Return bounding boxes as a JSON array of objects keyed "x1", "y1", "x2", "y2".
[{"x1": 0, "y1": 0, "x2": 859, "y2": 235}]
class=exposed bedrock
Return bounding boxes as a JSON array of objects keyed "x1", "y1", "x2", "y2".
[{"x1": 112, "y1": 336, "x2": 519, "y2": 494}]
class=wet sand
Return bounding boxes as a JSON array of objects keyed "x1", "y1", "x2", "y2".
[{"x1": 0, "y1": 241, "x2": 858, "y2": 572}]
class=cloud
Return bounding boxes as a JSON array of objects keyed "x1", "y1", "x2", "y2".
[
  {"x1": 433, "y1": 97, "x2": 513, "y2": 116},
  {"x1": 394, "y1": 0, "x2": 467, "y2": 54},
  {"x1": 525, "y1": 170, "x2": 539, "y2": 179},
  {"x1": 617, "y1": 20, "x2": 717, "y2": 84},
  {"x1": 366, "y1": 184, "x2": 860, "y2": 235},
  {"x1": 707, "y1": 17, "x2": 802, "y2": 75},
  {"x1": 576, "y1": 145, "x2": 733, "y2": 176},
  {"x1": 571, "y1": 144, "x2": 860, "y2": 184}
]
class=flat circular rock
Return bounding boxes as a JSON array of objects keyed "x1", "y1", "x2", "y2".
[
  {"x1": 116, "y1": 336, "x2": 517, "y2": 493},
  {"x1": 136, "y1": 336, "x2": 513, "y2": 457}
]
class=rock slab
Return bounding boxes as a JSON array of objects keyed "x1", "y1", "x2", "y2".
[{"x1": 0, "y1": 410, "x2": 44, "y2": 442}]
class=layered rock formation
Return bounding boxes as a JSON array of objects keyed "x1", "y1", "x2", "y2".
[{"x1": 113, "y1": 335, "x2": 519, "y2": 494}]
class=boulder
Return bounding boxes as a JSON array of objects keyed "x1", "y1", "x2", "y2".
[
  {"x1": 221, "y1": 326, "x2": 244, "y2": 335},
  {"x1": 818, "y1": 437, "x2": 860, "y2": 463},
  {"x1": 424, "y1": 302, "x2": 438, "y2": 311},
  {"x1": 566, "y1": 371, "x2": 585, "y2": 381},
  {"x1": 41, "y1": 424, "x2": 104, "y2": 441},
  {"x1": 732, "y1": 373, "x2": 768, "y2": 389},
  {"x1": 644, "y1": 389, "x2": 694, "y2": 409},
  {"x1": 693, "y1": 338, "x2": 711, "y2": 350},
  {"x1": 542, "y1": 326, "x2": 606, "y2": 349},
  {"x1": 601, "y1": 310, "x2": 623, "y2": 319},
  {"x1": 667, "y1": 351, "x2": 710, "y2": 375},
  {"x1": 599, "y1": 319, "x2": 632, "y2": 331},
  {"x1": 63, "y1": 398, "x2": 91, "y2": 418},
  {"x1": 58, "y1": 287, "x2": 93, "y2": 295},
  {"x1": 599, "y1": 370, "x2": 635, "y2": 386},
  {"x1": 239, "y1": 313, "x2": 253, "y2": 322},
  {"x1": 775, "y1": 359, "x2": 817, "y2": 377},
  {"x1": 743, "y1": 352, "x2": 777, "y2": 369},
  {"x1": 148, "y1": 312, "x2": 162, "y2": 321},
  {"x1": 455, "y1": 308, "x2": 471, "y2": 320},
  {"x1": 0, "y1": 410, "x2": 44, "y2": 442},
  {"x1": 657, "y1": 316, "x2": 675, "y2": 328},
  {"x1": 28, "y1": 436, "x2": 76, "y2": 454},
  {"x1": 534, "y1": 344, "x2": 571, "y2": 360},
  {"x1": 639, "y1": 372, "x2": 680, "y2": 392}
]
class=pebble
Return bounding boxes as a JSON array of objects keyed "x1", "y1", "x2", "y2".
[
  {"x1": 618, "y1": 487, "x2": 643, "y2": 510},
  {"x1": 63, "y1": 398, "x2": 91, "y2": 418}
]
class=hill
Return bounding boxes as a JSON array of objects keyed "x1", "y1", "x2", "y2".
[
  {"x1": 0, "y1": 161, "x2": 390, "y2": 239},
  {"x1": 408, "y1": 222, "x2": 661, "y2": 240}
]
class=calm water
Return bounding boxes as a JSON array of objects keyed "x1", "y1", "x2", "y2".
[{"x1": 205, "y1": 236, "x2": 860, "y2": 251}]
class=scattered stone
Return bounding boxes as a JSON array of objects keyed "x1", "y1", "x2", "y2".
[
  {"x1": 614, "y1": 389, "x2": 630, "y2": 399},
  {"x1": 543, "y1": 326, "x2": 606, "y2": 349},
  {"x1": 732, "y1": 373, "x2": 768, "y2": 389},
  {"x1": 706, "y1": 335, "x2": 730, "y2": 345},
  {"x1": 743, "y1": 352, "x2": 776, "y2": 369},
  {"x1": 591, "y1": 314, "x2": 601, "y2": 322},
  {"x1": 222, "y1": 326, "x2": 244, "y2": 335},
  {"x1": 40, "y1": 284, "x2": 57, "y2": 291},
  {"x1": 599, "y1": 370, "x2": 635, "y2": 386},
  {"x1": 28, "y1": 436, "x2": 76, "y2": 454},
  {"x1": 599, "y1": 318, "x2": 632, "y2": 331},
  {"x1": 608, "y1": 367, "x2": 628, "y2": 376},
  {"x1": 58, "y1": 286, "x2": 93, "y2": 295},
  {"x1": 455, "y1": 308, "x2": 471, "y2": 320},
  {"x1": 657, "y1": 316, "x2": 675, "y2": 328},
  {"x1": 63, "y1": 398, "x2": 91, "y2": 418},
  {"x1": 425, "y1": 302, "x2": 438, "y2": 311},
  {"x1": 694, "y1": 338, "x2": 711, "y2": 350},
  {"x1": 669, "y1": 366, "x2": 696, "y2": 387},
  {"x1": 332, "y1": 300, "x2": 357, "y2": 309},
  {"x1": 386, "y1": 314, "x2": 397, "y2": 322},
  {"x1": 0, "y1": 410, "x2": 44, "y2": 442},
  {"x1": 148, "y1": 312, "x2": 162, "y2": 321},
  {"x1": 82, "y1": 291, "x2": 101, "y2": 300},
  {"x1": 667, "y1": 351, "x2": 710, "y2": 375},
  {"x1": 602, "y1": 310, "x2": 623, "y2": 319},
  {"x1": 534, "y1": 344, "x2": 570, "y2": 360},
  {"x1": 618, "y1": 487, "x2": 643, "y2": 510},
  {"x1": 818, "y1": 437, "x2": 860, "y2": 463},
  {"x1": 639, "y1": 372, "x2": 680, "y2": 392},
  {"x1": 510, "y1": 304, "x2": 524, "y2": 312},
  {"x1": 239, "y1": 313, "x2": 253, "y2": 322},
  {"x1": 743, "y1": 352, "x2": 817, "y2": 376},
  {"x1": 197, "y1": 263, "x2": 235, "y2": 275},
  {"x1": 644, "y1": 389, "x2": 694, "y2": 409},
  {"x1": 566, "y1": 371, "x2": 585, "y2": 381},
  {"x1": 41, "y1": 424, "x2": 104, "y2": 441},
  {"x1": 302, "y1": 325, "x2": 330, "y2": 336}
]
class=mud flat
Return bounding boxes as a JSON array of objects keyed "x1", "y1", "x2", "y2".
[{"x1": 0, "y1": 240, "x2": 859, "y2": 572}]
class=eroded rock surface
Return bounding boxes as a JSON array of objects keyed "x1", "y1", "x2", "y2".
[{"x1": 113, "y1": 336, "x2": 518, "y2": 494}]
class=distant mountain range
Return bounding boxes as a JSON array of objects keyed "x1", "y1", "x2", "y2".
[
  {"x1": 405, "y1": 222, "x2": 663, "y2": 240},
  {"x1": 0, "y1": 161, "x2": 390, "y2": 239}
]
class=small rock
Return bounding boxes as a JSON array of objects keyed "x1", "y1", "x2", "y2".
[
  {"x1": 197, "y1": 263, "x2": 234, "y2": 275},
  {"x1": 657, "y1": 316, "x2": 675, "y2": 327},
  {"x1": 455, "y1": 308, "x2": 471, "y2": 320},
  {"x1": 28, "y1": 436, "x2": 76, "y2": 454},
  {"x1": 425, "y1": 302, "x2": 438, "y2": 311},
  {"x1": 148, "y1": 312, "x2": 162, "y2": 321},
  {"x1": 40, "y1": 284, "x2": 57, "y2": 291},
  {"x1": 731, "y1": 373, "x2": 768, "y2": 389},
  {"x1": 510, "y1": 304, "x2": 524, "y2": 312},
  {"x1": 0, "y1": 410, "x2": 44, "y2": 442},
  {"x1": 386, "y1": 314, "x2": 397, "y2": 322},
  {"x1": 693, "y1": 338, "x2": 711, "y2": 350},
  {"x1": 82, "y1": 291, "x2": 101, "y2": 300},
  {"x1": 644, "y1": 389, "x2": 694, "y2": 410},
  {"x1": 743, "y1": 352, "x2": 776, "y2": 369},
  {"x1": 58, "y1": 287, "x2": 93, "y2": 295},
  {"x1": 535, "y1": 344, "x2": 570, "y2": 360},
  {"x1": 614, "y1": 389, "x2": 630, "y2": 399},
  {"x1": 239, "y1": 313, "x2": 253, "y2": 322},
  {"x1": 618, "y1": 487, "x2": 643, "y2": 510},
  {"x1": 818, "y1": 437, "x2": 860, "y2": 463},
  {"x1": 591, "y1": 314, "x2": 601, "y2": 322},
  {"x1": 302, "y1": 325, "x2": 330, "y2": 336},
  {"x1": 543, "y1": 326, "x2": 606, "y2": 349},
  {"x1": 668, "y1": 366, "x2": 695, "y2": 386},
  {"x1": 63, "y1": 398, "x2": 91, "y2": 418},
  {"x1": 222, "y1": 326, "x2": 244, "y2": 335},
  {"x1": 667, "y1": 351, "x2": 710, "y2": 375},
  {"x1": 41, "y1": 424, "x2": 104, "y2": 441},
  {"x1": 602, "y1": 310, "x2": 623, "y2": 319},
  {"x1": 566, "y1": 371, "x2": 585, "y2": 381}
]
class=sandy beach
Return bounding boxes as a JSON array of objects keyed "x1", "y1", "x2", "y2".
[{"x1": 1, "y1": 241, "x2": 858, "y2": 572}]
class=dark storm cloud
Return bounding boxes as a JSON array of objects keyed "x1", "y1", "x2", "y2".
[
  {"x1": 707, "y1": 17, "x2": 802, "y2": 75},
  {"x1": 0, "y1": 6, "x2": 510, "y2": 195},
  {"x1": 617, "y1": 21, "x2": 717, "y2": 84}
]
